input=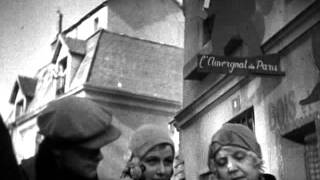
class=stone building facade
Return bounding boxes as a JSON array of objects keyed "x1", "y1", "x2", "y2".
[{"x1": 174, "y1": 0, "x2": 320, "y2": 180}]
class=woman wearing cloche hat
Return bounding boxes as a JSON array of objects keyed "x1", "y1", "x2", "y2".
[
  {"x1": 207, "y1": 123, "x2": 276, "y2": 180},
  {"x1": 121, "y1": 124, "x2": 175, "y2": 180}
]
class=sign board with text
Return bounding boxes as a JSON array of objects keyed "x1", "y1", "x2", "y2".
[{"x1": 197, "y1": 54, "x2": 285, "y2": 76}]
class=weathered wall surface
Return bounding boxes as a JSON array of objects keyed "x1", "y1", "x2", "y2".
[
  {"x1": 182, "y1": 0, "x2": 316, "y2": 107},
  {"x1": 180, "y1": 0, "x2": 320, "y2": 180},
  {"x1": 108, "y1": 0, "x2": 184, "y2": 48},
  {"x1": 66, "y1": 0, "x2": 184, "y2": 48}
]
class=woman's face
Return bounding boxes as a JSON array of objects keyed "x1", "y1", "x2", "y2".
[
  {"x1": 141, "y1": 144, "x2": 174, "y2": 180},
  {"x1": 213, "y1": 146, "x2": 260, "y2": 180}
]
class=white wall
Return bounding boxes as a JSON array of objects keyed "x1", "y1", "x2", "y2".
[
  {"x1": 12, "y1": 119, "x2": 38, "y2": 163},
  {"x1": 67, "y1": 7, "x2": 109, "y2": 40}
]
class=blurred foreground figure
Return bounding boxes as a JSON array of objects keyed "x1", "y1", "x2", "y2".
[
  {"x1": 208, "y1": 123, "x2": 276, "y2": 180},
  {"x1": 121, "y1": 124, "x2": 175, "y2": 180},
  {"x1": 21, "y1": 96, "x2": 121, "y2": 180},
  {"x1": 0, "y1": 114, "x2": 23, "y2": 180}
]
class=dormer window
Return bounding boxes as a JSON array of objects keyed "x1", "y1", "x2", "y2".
[
  {"x1": 55, "y1": 58, "x2": 67, "y2": 95},
  {"x1": 16, "y1": 99, "x2": 24, "y2": 117}
]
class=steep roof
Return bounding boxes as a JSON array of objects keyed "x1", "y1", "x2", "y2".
[
  {"x1": 9, "y1": 76, "x2": 38, "y2": 104},
  {"x1": 86, "y1": 29, "x2": 183, "y2": 101}
]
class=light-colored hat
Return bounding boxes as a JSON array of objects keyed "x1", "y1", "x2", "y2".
[
  {"x1": 37, "y1": 96, "x2": 121, "y2": 149},
  {"x1": 129, "y1": 124, "x2": 174, "y2": 158}
]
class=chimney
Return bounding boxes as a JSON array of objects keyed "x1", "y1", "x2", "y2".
[
  {"x1": 51, "y1": 9, "x2": 63, "y2": 51},
  {"x1": 57, "y1": 10, "x2": 63, "y2": 35}
]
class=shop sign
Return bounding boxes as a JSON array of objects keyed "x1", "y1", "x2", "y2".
[{"x1": 197, "y1": 54, "x2": 285, "y2": 76}]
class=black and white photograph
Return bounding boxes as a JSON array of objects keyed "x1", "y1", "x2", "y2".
[{"x1": 0, "y1": 0, "x2": 319, "y2": 180}]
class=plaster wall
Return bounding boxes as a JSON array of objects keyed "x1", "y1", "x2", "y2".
[
  {"x1": 108, "y1": 0, "x2": 184, "y2": 48},
  {"x1": 183, "y1": 0, "x2": 317, "y2": 107},
  {"x1": 67, "y1": 7, "x2": 109, "y2": 40},
  {"x1": 12, "y1": 118, "x2": 38, "y2": 163},
  {"x1": 262, "y1": 0, "x2": 316, "y2": 42},
  {"x1": 180, "y1": 26, "x2": 320, "y2": 180},
  {"x1": 66, "y1": 0, "x2": 184, "y2": 48},
  {"x1": 179, "y1": 122, "x2": 202, "y2": 180}
]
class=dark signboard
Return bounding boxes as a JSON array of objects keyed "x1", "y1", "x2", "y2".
[{"x1": 197, "y1": 54, "x2": 285, "y2": 76}]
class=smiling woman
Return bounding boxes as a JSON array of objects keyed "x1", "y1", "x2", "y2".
[
  {"x1": 0, "y1": 114, "x2": 24, "y2": 180},
  {"x1": 121, "y1": 124, "x2": 175, "y2": 180}
]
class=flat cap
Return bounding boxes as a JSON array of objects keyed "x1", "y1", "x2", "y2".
[{"x1": 37, "y1": 96, "x2": 121, "y2": 149}]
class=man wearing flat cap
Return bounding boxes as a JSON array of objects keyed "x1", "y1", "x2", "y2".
[
  {"x1": 207, "y1": 123, "x2": 276, "y2": 180},
  {"x1": 20, "y1": 96, "x2": 121, "y2": 180},
  {"x1": 0, "y1": 114, "x2": 24, "y2": 180}
]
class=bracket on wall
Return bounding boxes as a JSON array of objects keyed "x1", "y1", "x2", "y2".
[{"x1": 283, "y1": 121, "x2": 315, "y2": 144}]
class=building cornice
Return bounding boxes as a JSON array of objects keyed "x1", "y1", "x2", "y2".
[
  {"x1": 11, "y1": 82, "x2": 181, "y2": 129},
  {"x1": 262, "y1": 1, "x2": 320, "y2": 54},
  {"x1": 10, "y1": 105, "x2": 46, "y2": 128},
  {"x1": 68, "y1": 84, "x2": 182, "y2": 116}
]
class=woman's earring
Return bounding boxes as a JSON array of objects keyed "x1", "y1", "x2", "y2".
[{"x1": 129, "y1": 157, "x2": 144, "y2": 179}]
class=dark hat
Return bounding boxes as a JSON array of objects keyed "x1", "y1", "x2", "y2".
[
  {"x1": 210, "y1": 123, "x2": 262, "y2": 158},
  {"x1": 37, "y1": 96, "x2": 121, "y2": 149},
  {"x1": 129, "y1": 124, "x2": 174, "y2": 158},
  {"x1": 261, "y1": 173, "x2": 276, "y2": 180}
]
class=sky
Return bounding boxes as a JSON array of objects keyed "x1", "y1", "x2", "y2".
[{"x1": 0, "y1": 0, "x2": 106, "y2": 119}]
